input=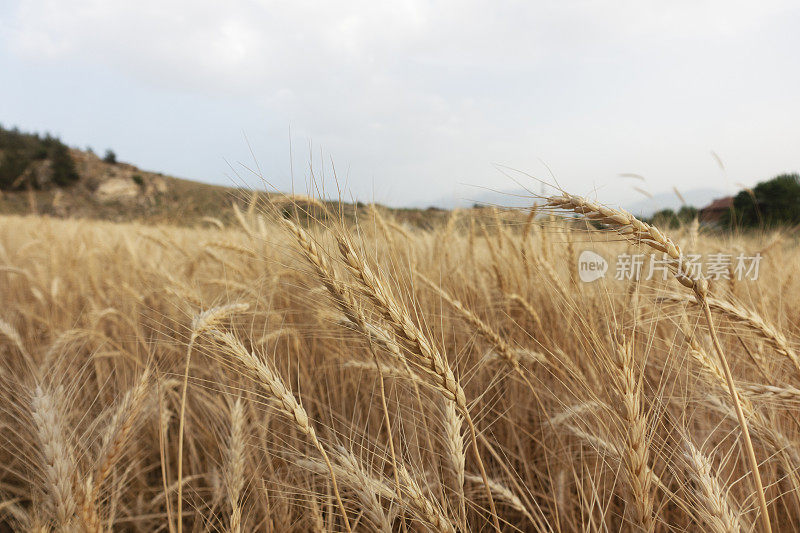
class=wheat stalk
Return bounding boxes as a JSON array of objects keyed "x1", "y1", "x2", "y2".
[
  {"x1": 547, "y1": 191, "x2": 772, "y2": 533},
  {"x1": 177, "y1": 302, "x2": 250, "y2": 532},
  {"x1": 335, "y1": 231, "x2": 502, "y2": 532},
  {"x1": 210, "y1": 329, "x2": 353, "y2": 533},
  {"x1": 664, "y1": 292, "x2": 799, "y2": 374},
  {"x1": 280, "y1": 218, "x2": 406, "y2": 506},
  {"x1": 85, "y1": 366, "x2": 152, "y2": 531}
]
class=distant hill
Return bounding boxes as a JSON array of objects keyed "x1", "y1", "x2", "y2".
[
  {"x1": 0, "y1": 149, "x2": 250, "y2": 226},
  {"x1": 0, "y1": 126, "x2": 452, "y2": 228}
]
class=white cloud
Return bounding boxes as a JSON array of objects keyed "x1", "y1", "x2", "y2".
[{"x1": 2, "y1": 0, "x2": 799, "y2": 205}]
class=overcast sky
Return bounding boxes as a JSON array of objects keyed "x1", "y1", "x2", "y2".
[{"x1": 1, "y1": 1, "x2": 799, "y2": 207}]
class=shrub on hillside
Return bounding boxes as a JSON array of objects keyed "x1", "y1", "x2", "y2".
[
  {"x1": 649, "y1": 205, "x2": 698, "y2": 228},
  {"x1": 49, "y1": 141, "x2": 80, "y2": 186},
  {"x1": 0, "y1": 125, "x2": 79, "y2": 190}
]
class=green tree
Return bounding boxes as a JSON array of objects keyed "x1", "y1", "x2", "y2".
[
  {"x1": 104, "y1": 149, "x2": 117, "y2": 164},
  {"x1": 0, "y1": 125, "x2": 80, "y2": 189},
  {"x1": 725, "y1": 173, "x2": 800, "y2": 228},
  {"x1": 651, "y1": 208, "x2": 679, "y2": 228},
  {"x1": 50, "y1": 143, "x2": 79, "y2": 186},
  {"x1": 648, "y1": 206, "x2": 698, "y2": 228},
  {"x1": 0, "y1": 150, "x2": 29, "y2": 189},
  {"x1": 677, "y1": 205, "x2": 698, "y2": 221}
]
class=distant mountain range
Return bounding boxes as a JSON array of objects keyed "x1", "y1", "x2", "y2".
[{"x1": 428, "y1": 186, "x2": 730, "y2": 217}]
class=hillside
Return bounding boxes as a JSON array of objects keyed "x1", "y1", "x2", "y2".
[
  {"x1": 0, "y1": 140, "x2": 251, "y2": 225},
  {"x1": 0, "y1": 127, "x2": 457, "y2": 228},
  {"x1": 0, "y1": 151, "x2": 454, "y2": 228}
]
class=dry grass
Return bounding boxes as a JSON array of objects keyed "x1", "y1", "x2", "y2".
[{"x1": 0, "y1": 191, "x2": 798, "y2": 532}]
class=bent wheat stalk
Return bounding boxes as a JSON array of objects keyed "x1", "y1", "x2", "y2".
[
  {"x1": 210, "y1": 329, "x2": 353, "y2": 533},
  {"x1": 335, "y1": 232, "x2": 502, "y2": 532},
  {"x1": 176, "y1": 303, "x2": 249, "y2": 533},
  {"x1": 280, "y1": 218, "x2": 406, "y2": 506},
  {"x1": 663, "y1": 292, "x2": 799, "y2": 374},
  {"x1": 546, "y1": 192, "x2": 772, "y2": 533}
]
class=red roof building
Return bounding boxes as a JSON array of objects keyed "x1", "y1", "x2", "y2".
[{"x1": 699, "y1": 196, "x2": 733, "y2": 223}]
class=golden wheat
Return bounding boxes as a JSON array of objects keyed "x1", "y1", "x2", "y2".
[{"x1": 0, "y1": 192, "x2": 796, "y2": 532}]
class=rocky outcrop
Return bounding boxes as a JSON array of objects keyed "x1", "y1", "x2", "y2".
[
  {"x1": 94, "y1": 177, "x2": 140, "y2": 203},
  {"x1": 70, "y1": 149, "x2": 169, "y2": 204}
]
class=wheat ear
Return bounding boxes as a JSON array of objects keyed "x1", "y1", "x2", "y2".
[
  {"x1": 85, "y1": 366, "x2": 152, "y2": 530},
  {"x1": 397, "y1": 464, "x2": 457, "y2": 533},
  {"x1": 740, "y1": 383, "x2": 800, "y2": 403},
  {"x1": 665, "y1": 292, "x2": 798, "y2": 374},
  {"x1": 682, "y1": 438, "x2": 743, "y2": 533},
  {"x1": 416, "y1": 272, "x2": 520, "y2": 369},
  {"x1": 331, "y1": 447, "x2": 393, "y2": 533},
  {"x1": 464, "y1": 473, "x2": 535, "y2": 524},
  {"x1": 297, "y1": 452, "x2": 446, "y2": 532},
  {"x1": 225, "y1": 398, "x2": 246, "y2": 533},
  {"x1": 611, "y1": 331, "x2": 655, "y2": 532},
  {"x1": 280, "y1": 218, "x2": 405, "y2": 504},
  {"x1": 335, "y1": 232, "x2": 501, "y2": 532},
  {"x1": 31, "y1": 385, "x2": 77, "y2": 530},
  {"x1": 176, "y1": 302, "x2": 249, "y2": 533},
  {"x1": 442, "y1": 398, "x2": 467, "y2": 531},
  {"x1": 506, "y1": 292, "x2": 544, "y2": 332},
  {"x1": 210, "y1": 330, "x2": 353, "y2": 533}
]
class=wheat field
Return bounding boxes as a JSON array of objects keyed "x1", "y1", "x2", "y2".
[{"x1": 0, "y1": 193, "x2": 797, "y2": 532}]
